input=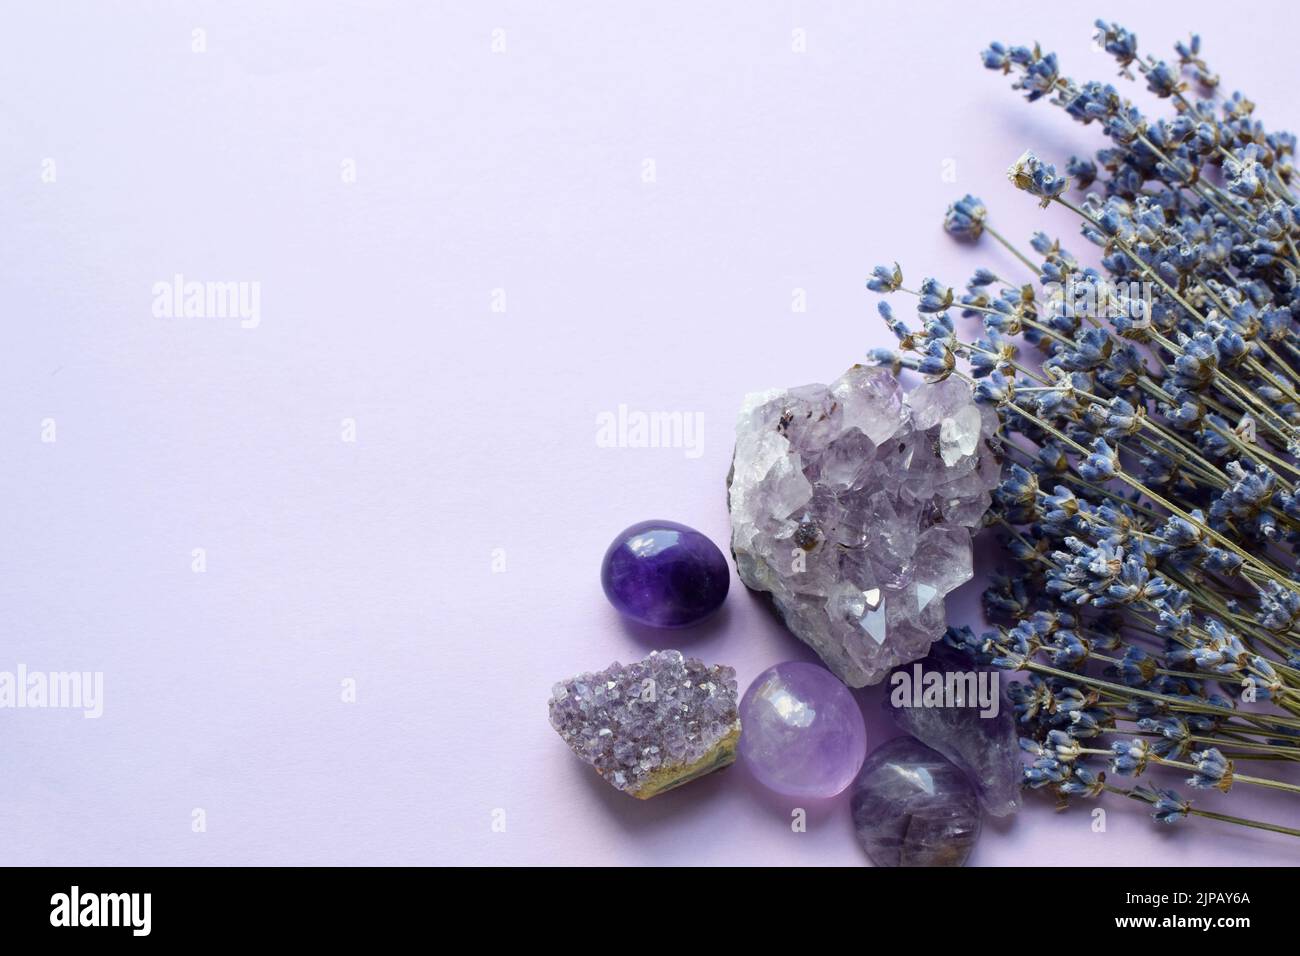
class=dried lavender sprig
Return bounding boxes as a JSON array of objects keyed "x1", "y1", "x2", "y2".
[{"x1": 868, "y1": 22, "x2": 1300, "y2": 837}]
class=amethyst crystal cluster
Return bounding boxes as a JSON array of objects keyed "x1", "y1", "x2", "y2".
[
  {"x1": 548, "y1": 650, "x2": 740, "y2": 799},
  {"x1": 727, "y1": 366, "x2": 1000, "y2": 686}
]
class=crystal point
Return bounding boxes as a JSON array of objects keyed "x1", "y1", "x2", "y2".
[{"x1": 886, "y1": 642, "x2": 1022, "y2": 816}]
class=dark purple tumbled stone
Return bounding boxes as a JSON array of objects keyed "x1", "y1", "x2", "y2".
[
  {"x1": 850, "y1": 736, "x2": 981, "y2": 867},
  {"x1": 601, "y1": 520, "x2": 730, "y2": 628}
]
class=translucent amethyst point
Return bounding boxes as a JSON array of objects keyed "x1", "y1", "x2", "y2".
[
  {"x1": 601, "y1": 520, "x2": 730, "y2": 628},
  {"x1": 851, "y1": 736, "x2": 981, "y2": 867},
  {"x1": 886, "y1": 641, "x2": 1022, "y2": 816},
  {"x1": 738, "y1": 661, "x2": 867, "y2": 799},
  {"x1": 548, "y1": 650, "x2": 740, "y2": 799},
  {"x1": 727, "y1": 367, "x2": 998, "y2": 686}
]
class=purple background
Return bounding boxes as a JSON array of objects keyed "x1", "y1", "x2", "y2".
[{"x1": 3, "y1": 2, "x2": 1298, "y2": 865}]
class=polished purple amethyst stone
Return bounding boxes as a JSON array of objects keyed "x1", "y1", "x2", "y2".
[
  {"x1": 601, "y1": 520, "x2": 730, "y2": 628},
  {"x1": 850, "y1": 736, "x2": 981, "y2": 867},
  {"x1": 738, "y1": 661, "x2": 867, "y2": 799}
]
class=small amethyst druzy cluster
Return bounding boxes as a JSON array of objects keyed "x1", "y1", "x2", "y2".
[
  {"x1": 548, "y1": 650, "x2": 740, "y2": 799},
  {"x1": 727, "y1": 366, "x2": 999, "y2": 687}
]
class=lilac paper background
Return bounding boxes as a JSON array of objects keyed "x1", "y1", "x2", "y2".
[{"x1": 2, "y1": 1, "x2": 1298, "y2": 866}]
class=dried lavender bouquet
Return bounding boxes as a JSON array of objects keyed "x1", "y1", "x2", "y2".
[{"x1": 870, "y1": 21, "x2": 1300, "y2": 838}]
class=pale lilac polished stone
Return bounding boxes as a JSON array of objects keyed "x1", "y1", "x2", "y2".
[
  {"x1": 851, "y1": 736, "x2": 981, "y2": 867},
  {"x1": 738, "y1": 661, "x2": 867, "y2": 798},
  {"x1": 601, "y1": 520, "x2": 730, "y2": 628}
]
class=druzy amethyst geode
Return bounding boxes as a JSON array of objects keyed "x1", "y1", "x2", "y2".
[
  {"x1": 851, "y1": 736, "x2": 982, "y2": 867},
  {"x1": 601, "y1": 520, "x2": 729, "y2": 628},
  {"x1": 548, "y1": 650, "x2": 740, "y2": 799},
  {"x1": 727, "y1": 366, "x2": 999, "y2": 687}
]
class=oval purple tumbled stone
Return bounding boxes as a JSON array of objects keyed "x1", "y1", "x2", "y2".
[{"x1": 600, "y1": 520, "x2": 730, "y2": 628}]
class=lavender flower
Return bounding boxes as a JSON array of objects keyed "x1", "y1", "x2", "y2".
[
  {"x1": 873, "y1": 22, "x2": 1300, "y2": 842},
  {"x1": 1007, "y1": 150, "x2": 1069, "y2": 206},
  {"x1": 1188, "y1": 748, "x2": 1234, "y2": 792},
  {"x1": 943, "y1": 194, "x2": 989, "y2": 240},
  {"x1": 1130, "y1": 785, "x2": 1191, "y2": 824}
]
